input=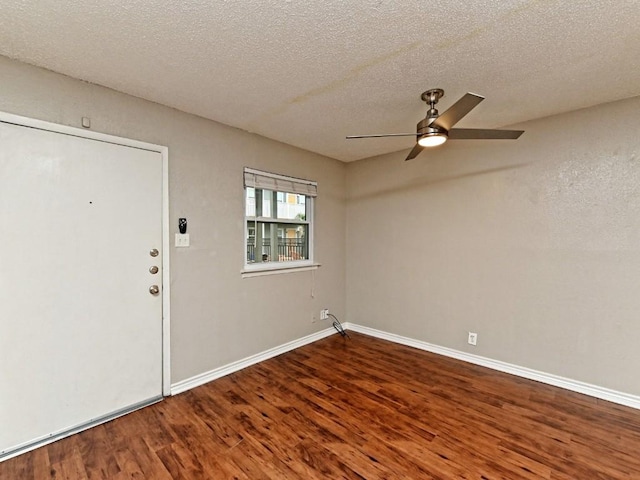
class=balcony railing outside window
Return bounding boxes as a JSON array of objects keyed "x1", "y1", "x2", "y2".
[{"x1": 246, "y1": 237, "x2": 307, "y2": 263}]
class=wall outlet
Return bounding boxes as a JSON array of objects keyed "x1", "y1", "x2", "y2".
[
  {"x1": 320, "y1": 309, "x2": 329, "y2": 320},
  {"x1": 468, "y1": 332, "x2": 478, "y2": 346}
]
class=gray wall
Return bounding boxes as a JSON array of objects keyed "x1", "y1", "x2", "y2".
[
  {"x1": 346, "y1": 95, "x2": 640, "y2": 395},
  {"x1": 5, "y1": 52, "x2": 640, "y2": 399},
  {"x1": 0, "y1": 55, "x2": 346, "y2": 384}
]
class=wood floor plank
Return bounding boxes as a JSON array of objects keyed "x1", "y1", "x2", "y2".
[
  {"x1": 74, "y1": 425, "x2": 120, "y2": 479},
  {"x1": 3, "y1": 332, "x2": 640, "y2": 478}
]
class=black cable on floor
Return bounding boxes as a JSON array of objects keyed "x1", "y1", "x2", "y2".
[{"x1": 327, "y1": 313, "x2": 350, "y2": 339}]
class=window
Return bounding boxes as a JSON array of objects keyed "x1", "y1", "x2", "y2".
[{"x1": 244, "y1": 167, "x2": 317, "y2": 272}]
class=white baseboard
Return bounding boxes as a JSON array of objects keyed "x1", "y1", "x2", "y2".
[
  {"x1": 171, "y1": 327, "x2": 337, "y2": 395},
  {"x1": 345, "y1": 323, "x2": 640, "y2": 410},
  {"x1": 170, "y1": 321, "x2": 640, "y2": 411}
]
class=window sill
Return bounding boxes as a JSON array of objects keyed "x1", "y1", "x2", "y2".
[{"x1": 241, "y1": 262, "x2": 321, "y2": 278}]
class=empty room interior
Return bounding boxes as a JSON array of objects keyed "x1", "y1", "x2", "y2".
[{"x1": 1, "y1": 1, "x2": 640, "y2": 478}]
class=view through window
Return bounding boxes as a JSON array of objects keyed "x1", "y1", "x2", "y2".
[{"x1": 244, "y1": 168, "x2": 316, "y2": 268}]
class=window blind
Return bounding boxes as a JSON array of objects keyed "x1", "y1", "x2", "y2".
[{"x1": 244, "y1": 167, "x2": 317, "y2": 197}]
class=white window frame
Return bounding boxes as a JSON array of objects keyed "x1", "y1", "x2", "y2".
[{"x1": 242, "y1": 167, "x2": 319, "y2": 277}]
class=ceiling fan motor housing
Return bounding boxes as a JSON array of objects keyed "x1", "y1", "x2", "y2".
[{"x1": 417, "y1": 117, "x2": 446, "y2": 137}]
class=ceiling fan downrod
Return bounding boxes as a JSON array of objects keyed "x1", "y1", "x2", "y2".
[{"x1": 421, "y1": 88, "x2": 444, "y2": 119}]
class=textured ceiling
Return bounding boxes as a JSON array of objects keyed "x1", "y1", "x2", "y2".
[{"x1": 0, "y1": 1, "x2": 639, "y2": 162}]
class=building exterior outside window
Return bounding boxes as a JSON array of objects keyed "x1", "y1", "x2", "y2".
[{"x1": 244, "y1": 168, "x2": 316, "y2": 271}]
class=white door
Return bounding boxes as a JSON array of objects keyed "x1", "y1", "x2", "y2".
[{"x1": 0, "y1": 119, "x2": 164, "y2": 458}]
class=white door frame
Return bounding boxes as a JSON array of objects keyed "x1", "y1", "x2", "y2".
[{"x1": 0, "y1": 111, "x2": 171, "y2": 397}]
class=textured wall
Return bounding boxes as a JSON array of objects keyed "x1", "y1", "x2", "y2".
[
  {"x1": 5, "y1": 51, "x2": 640, "y2": 398},
  {"x1": 346, "y1": 96, "x2": 640, "y2": 395},
  {"x1": 0, "y1": 55, "x2": 346, "y2": 384}
]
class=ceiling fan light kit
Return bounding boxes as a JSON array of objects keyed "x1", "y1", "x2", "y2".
[
  {"x1": 347, "y1": 88, "x2": 524, "y2": 160},
  {"x1": 418, "y1": 132, "x2": 447, "y2": 147}
]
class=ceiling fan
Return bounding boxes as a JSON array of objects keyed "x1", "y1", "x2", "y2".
[{"x1": 346, "y1": 88, "x2": 524, "y2": 160}]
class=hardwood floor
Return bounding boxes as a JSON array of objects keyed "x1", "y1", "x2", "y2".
[{"x1": 3, "y1": 332, "x2": 640, "y2": 479}]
